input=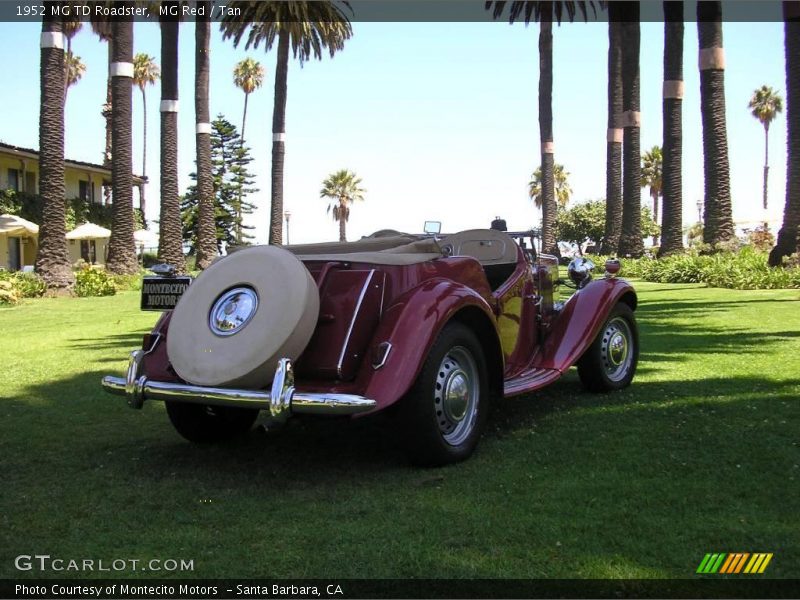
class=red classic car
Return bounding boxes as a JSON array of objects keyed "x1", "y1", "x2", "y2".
[{"x1": 102, "y1": 226, "x2": 638, "y2": 466}]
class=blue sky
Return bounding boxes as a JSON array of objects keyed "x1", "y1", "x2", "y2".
[{"x1": 0, "y1": 12, "x2": 788, "y2": 244}]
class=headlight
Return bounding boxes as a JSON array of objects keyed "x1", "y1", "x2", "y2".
[{"x1": 567, "y1": 257, "x2": 595, "y2": 289}]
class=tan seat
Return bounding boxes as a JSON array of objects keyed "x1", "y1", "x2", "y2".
[{"x1": 440, "y1": 229, "x2": 518, "y2": 266}]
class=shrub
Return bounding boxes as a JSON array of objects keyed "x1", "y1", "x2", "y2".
[
  {"x1": 589, "y1": 247, "x2": 800, "y2": 290},
  {"x1": 141, "y1": 252, "x2": 159, "y2": 268},
  {"x1": 0, "y1": 280, "x2": 19, "y2": 305},
  {"x1": 0, "y1": 271, "x2": 46, "y2": 299},
  {"x1": 112, "y1": 272, "x2": 144, "y2": 292},
  {"x1": 74, "y1": 266, "x2": 117, "y2": 297}
]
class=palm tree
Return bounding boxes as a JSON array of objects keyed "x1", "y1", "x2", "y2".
[
  {"x1": 65, "y1": 54, "x2": 86, "y2": 98},
  {"x1": 320, "y1": 169, "x2": 366, "y2": 242},
  {"x1": 194, "y1": 0, "x2": 216, "y2": 269},
  {"x1": 617, "y1": 1, "x2": 643, "y2": 258},
  {"x1": 486, "y1": 1, "x2": 597, "y2": 255},
  {"x1": 221, "y1": 2, "x2": 353, "y2": 245},
  {"x1": 602, "y1": 2, "x2": 623, "y2": 255},
  {"x1": 133, "y1": 53, "x2": 160, "y2": 224},
  {"x1": 641, "y1": 146, "x2": 663, "y2": 246},
  {"x1": 62, "y1": 18, "x2": 82, "y2": 100},
  {"x1": 659, "y1": 0, "x2": 685, "y2": 257},
  {"x1": 748, "y1": 85, "x2": 784, "y2": 212},
  {"x1": 529, "y1": 163, "x2": 572, "y2": 210},
  {"x1": 769, "y1": 2, "x2": 800, "y2": 266},
  {"x1": 105, "y1": 12, "x2": 138, "y2": 275},
  {"x1": 89, "y1": 19, "x2": 113, "y2": 170},
  {"x1": 35, "y1": 5, "x2": 73, "y2": 288},
  {"x1": 158, "y1": 1, "x2": 186, "y2": 273},
  {"x1": 233, "y1": 57, "x2": 265, "y2": 143},
  {"x1": 698, "y1": 0, "x2": 734, "y2": 247}
]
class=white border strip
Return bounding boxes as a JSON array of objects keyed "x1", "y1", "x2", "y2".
[
  {"x1": 273, "y1": 133, "x2": 286, "y2": 142},
  {"x1": 110, "y1": 62, "x2": 134, "y2": 78},
  {"x1": 541, "y1": 141, "x2": 554, "y2": 154},
  {"x1": 40, "y1": 32, "x2": 64, "y2": 50},
  {"x1": 160, "y1": 100, "x2": 179, "y2": 113},
  {"x1": 196, "y1": 123, "x2": 212, "y2": 135},
  {"x1": 622, "y1": 111, "x2": 641, "y2": 128},
  {"x1": 663, "y1": 80, "x2": 685, "y2": 99}
]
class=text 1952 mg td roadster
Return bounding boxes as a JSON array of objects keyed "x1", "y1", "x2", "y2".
[{"x1": 102, "y1": 226, "x2": 638, "y2": 466}]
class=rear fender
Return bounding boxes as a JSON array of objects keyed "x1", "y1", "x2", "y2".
[
  {"x1": 359, "y1": 278, "x2": 500, "y2": 411},
  {"x1": 535, "y1": 278, "x2": 637, "y2": 372}
]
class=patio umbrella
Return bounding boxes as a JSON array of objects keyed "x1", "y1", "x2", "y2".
[
  {"x1": 66, "y1": 222, "x2": 111, "y2": 240},
  {"x1": 133, "y1": 229, "x2": 158, "y2": 246},
  {"x1": 0, "y1": 214, "x2": 39, "y2": 236}
]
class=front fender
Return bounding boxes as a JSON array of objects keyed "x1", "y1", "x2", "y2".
[
  {"x1": 535, "y1": 277, "x2": 637, "y2": 372},
  {"x1": 359, "y1": 278, "x2": 498, "y2": 411}
]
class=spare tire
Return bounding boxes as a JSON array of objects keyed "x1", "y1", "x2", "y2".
[{"x1": 167, "y1": 246, "x2": 320, "y2": 389}]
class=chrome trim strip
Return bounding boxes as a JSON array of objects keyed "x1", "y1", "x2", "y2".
[
  {"x1": 372, "y1": 341, "x2": 392, "y2": 370},
  {"x1": 336, "y1": 269, "x2": 375, "y2": 378},
  {"x1": 101, "y1": 355, "x2": 376, "y2": 417}
]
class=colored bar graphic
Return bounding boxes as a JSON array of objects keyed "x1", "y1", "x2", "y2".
[
  {"x1": 758, "y1": 553, "x2": 773, "y2": 574},
  {"x1": 698, "y1": 552, "x2": 773, "y2": 575}
]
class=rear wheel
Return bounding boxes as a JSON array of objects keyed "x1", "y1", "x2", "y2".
[
  {"x1": 400, "y1": 323, "x2": 490, "y2": 466},
  {"x1": 577, "y1": 302, "x2": 638, "y2": 392},
  {"x1": 165, "y1": 402, "x2": 259, "y2": 444}
]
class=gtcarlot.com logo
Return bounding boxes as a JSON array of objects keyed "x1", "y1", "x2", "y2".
[
  {"x1": 696, "y1": 552, "x2": 773, "y2": 574},
  {"x1": 15, "y1": 554, "x2": 194, "y2": 573}
]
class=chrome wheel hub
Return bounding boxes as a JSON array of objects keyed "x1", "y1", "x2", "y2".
[
  {"x1": 209, "y1": 287, "x2": 258, "y2": 336},
  {"x1": 600, "y1": 317, "x2": 633, "y2": 382},
  {"x1": 434, "y1": 347, "x2": 479, "y2": 446}
]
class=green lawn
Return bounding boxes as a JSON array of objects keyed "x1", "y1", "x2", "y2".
[{"x1": 1, "y1": 282, "x2": 798, "y2": 579}]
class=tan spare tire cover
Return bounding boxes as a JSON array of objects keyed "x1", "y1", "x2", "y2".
[{"x1": 167, "y1": 246, "x2": 319, "y2": 389}]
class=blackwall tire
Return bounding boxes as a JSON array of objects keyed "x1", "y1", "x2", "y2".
[
  {"x1": 165, "y1": 401, "x2": 259, "y2": 444},
  {"x1": 399, "y1": 322, "x2": 490, "y2": 467},
  {"x1": 167, "y1": 246, "x2": 320, "y2": 389},
  {"x1": 577, "y1": 302, "x2": 638, "y2": 392}
]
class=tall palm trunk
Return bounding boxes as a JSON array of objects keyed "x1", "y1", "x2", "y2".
[
  {"x1": 105, "y1": 11, "x2": 138, "y2": 275},
  {"x1": 602, "y1": 5, "x2": 623, "y2": 255},
  {"x1": 618, "y1": 1, "x2": 643, "y2": 257},
  {"x1": 241, "y1": 92, "x2": 250, "y2": 142},
  {"x1": 158, "y1": 4, "x2": 186, "y2": 272},
  {"x1": 659, "y1": 1, "x2": 685, "y2": 257},
  {"x1": 236, "y1": 92, "x2": 250, "y2": 244},
  {"x1": 269, "y1": 31, "x2": 290, "y2": 245},
  {"x1": 104, "y1": 43, "x2": 113, "y2": 169},
  {"x1": 539, "y1": 3, "x2": 557, "y2": 256},
  {"x1": 769, "y1": 3, "x2": 800, "y2": 266},
  {"x1": 339, "y1": 202, "x2": 347, "y2": 242},
  {"x1": 140, "y1": 85, "x2": 148, "y2": 222},
  {"x1": 762, "y1": 122, "x2": 770, "y2": 212},
  {"x1": 698, "y1": 1, "x2": 734, "y2": 247},
  {"x1": 35, "y1": 6, "x2": 73, "y2": 288},
  {"x1": 194, "y1": 1, "x2": 216, "y2": 270}
]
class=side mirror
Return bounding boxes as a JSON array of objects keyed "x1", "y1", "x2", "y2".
[{"x1": 423, "y1": 221, "x2": 442, "y2": 235}]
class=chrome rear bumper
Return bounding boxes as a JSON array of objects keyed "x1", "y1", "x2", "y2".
[{"x1": 101, "y1": 351, "x2": 376, "y2": 422}]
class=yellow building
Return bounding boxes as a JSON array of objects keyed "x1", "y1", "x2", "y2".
[{"x1": 0, "y1": 141, "x2": 145, "y2": 270}]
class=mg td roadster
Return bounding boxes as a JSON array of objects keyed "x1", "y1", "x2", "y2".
[{"x1": 103, "y1": 226, "x2": 638, "y2": 466}]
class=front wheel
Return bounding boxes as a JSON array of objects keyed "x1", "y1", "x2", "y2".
[
  {"x1": 577, "y1": 302, "x2": 638, "y2": 392},
  {"x1": 165, "y1": 402, "x2": 259, "y2": 444},
  {"x1": 399, "y1": 323, "x2": 490, "y2": 466}
]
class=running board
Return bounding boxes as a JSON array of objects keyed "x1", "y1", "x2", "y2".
[{"x1": 504, "y1": 367, "x2": 562, "y2": 397}]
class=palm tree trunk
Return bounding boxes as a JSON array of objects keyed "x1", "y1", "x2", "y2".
[
  {"x1": 242, "y1": 91, "x2": 249, "y2": 143},
  {"x1": 539, "y1": 4, "x2": 557, "y2": 256},
  {"x1": 104, "y1": 42, "x2": 113, "y2": 170},
  {"x1": 35, "y1": 6, "x2": 73, "y2": 288},
  {"x1": 105, "y1": 10, "x2": 138, "y2": 275},
  {"x1": 698, "y1": 1, "x2": 734, "y2": 247},
  {"x1": 769, "y1": 3, "x2": 800, "y2": 266},
  {"x1": 659, "y1": 0, "x2": 684, "y2": 257},
  {"x1": 194, "y1": 1, "x2": 216, "y2": 270},
  {"x1": 158, "y1": 4, "x2": 186, "y2": 273},
  {"x1": 763, "y1": 123, "x2": 770, "y2": 212},
  {"x1": 618, "y1": 1, "x2": 643, "y2": 258},
  {"x1": 140, "y1": 85, "x2": 147, "y2": 224},
  {"x1": 602, "y1": 6, "x2": 623, "y2": 256},
  {"x1": 339, "y1": 202, "x2": 347, "y2": 243},
  {"x1": 652, "y1": 189, "x2": 660, "y2": 246},
  {"x1": 269, "y1": 30, "x2": 290, "y2": 245}
]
